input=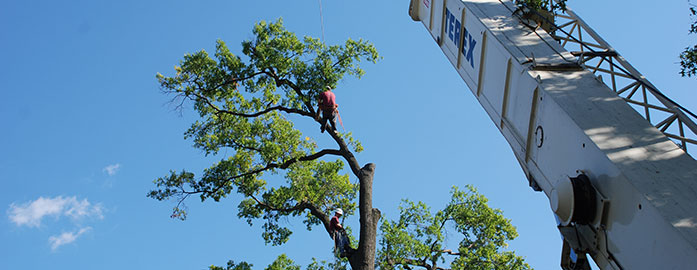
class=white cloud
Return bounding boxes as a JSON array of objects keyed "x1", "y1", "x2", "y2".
[
  {"x1": 8, "y1": 196, "x2": 104, "y2": 227},
  {"x1": 48, "y1": 227, "x2": 92, "y2": 251},
  {"x1": 103, "y1": 163, "x2": 121, "y2": 176}
]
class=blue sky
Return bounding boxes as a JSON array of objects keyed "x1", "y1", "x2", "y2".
[{"x1": 2, "y1": 0, "x2": 696, "y2": 269}]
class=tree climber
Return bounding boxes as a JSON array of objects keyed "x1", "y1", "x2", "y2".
[
  {"x1": 317, "y1": 86, "x2": 338, "y2": 133},
  {"x1": 329, "y1": 208, "x2": 350, "y2": 257}
]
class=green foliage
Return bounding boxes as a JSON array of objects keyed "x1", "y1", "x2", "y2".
[
  {"x1": 149, "y1": 18, "x2": 378, "y2": 246},
  {"x1": 208, "y1": 255, "x2": 349, "y2": 270},
  {"x1": 209, "y1": 260, "x2": 253, "y2": 270},
  {"x1": 307, "y1": 258, "x2": 348, "y2": 270},
  {"x1": 680, "y1": 45, "x2": 697, "y2": 77},
  {"x1": 265, "y1": 254, "x2": 301, "y2": 270},
  {"x1": 514, "y1": 0, "x2": 566, "y2": 12},
  {"x1": 151, "y1": 17, "x2": 530, "y2": 270},
  {"x1": 378, "y1": 186, "x2": 532, "y2": 270},
  {"x1": 680, "y1": 7, "x2": 697, "y2": 78},
  {"x1": 207, "y1": 255, "x2": 302, "y2": 270},
  {"x1": 340, "y1": 132, "x2": 364, "y2": 153}
]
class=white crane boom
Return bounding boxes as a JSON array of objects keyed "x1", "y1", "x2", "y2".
[{"x1": 408, "y1": 0, "x2": 697, "y2": 269}]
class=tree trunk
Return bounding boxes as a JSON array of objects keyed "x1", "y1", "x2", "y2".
[{"x1": 348, "y1": 163, "x2": 381, "y2": 270}]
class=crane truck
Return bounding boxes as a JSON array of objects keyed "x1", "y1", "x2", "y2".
[{"x1": 408, "y1": 0, "x2": 697, "y2": 269}]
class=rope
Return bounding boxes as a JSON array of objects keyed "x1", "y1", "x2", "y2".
[{"x1": 318, "y1": 0, "x2": 325, "y2": 42}]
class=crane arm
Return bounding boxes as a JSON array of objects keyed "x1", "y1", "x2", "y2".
[{"x1": 409, "y1": 0, "x2": 697, "y2": 269}]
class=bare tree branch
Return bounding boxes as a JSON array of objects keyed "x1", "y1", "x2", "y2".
[{"x1": 440, "y1": 249, "x2": 461, "y2": 256}]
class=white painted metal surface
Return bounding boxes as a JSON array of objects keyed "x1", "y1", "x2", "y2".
[{"x1": 409, "y1": 0, "x2": 697, "y2": 269}]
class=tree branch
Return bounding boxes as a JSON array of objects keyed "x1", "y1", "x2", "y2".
[
  {"x1": 328, "y1": 129, "x2": 363, "y2": 177},
  {"x1": 392, "y1": 258, "x2": 433, "y2": 270},
  {"x1": 440, "y1": 249, "x2": 461, "y2": 256},
  {"x1": 209, "y1": 71, "x2": 266, "y2": 91},
  {"x1": 248, "y1": 45, "x2": 316, "y2": 116},
  {"x1": 423, "y1": 214, "x2": 452, "y2": 264},
  {"x1": 189, "y1": 90, "x2": 314, "y2": 119},
  {"x1": 262, "y1": 68, "x2": 317, "y2": 117},
  {"x1": 331, "y1": 51, "x2": 372, "y2": 69},
  {"x1": 387, "y1": 257, "x2": 456, "y2": 270},
  {"x1": 249, "y1": 195, "x2": 335, "y2": 236},
  {"x1": 223, "y1": 139, "x2": 263, "y2": 153},
  {"x1": 182, "y1": 149, "x2": 343, "y2": 197}
]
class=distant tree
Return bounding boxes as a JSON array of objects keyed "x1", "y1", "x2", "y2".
[
  {"x1": 680, "y1": 5, "x2": 697, "y2": 77},
  {"x1": 513, "y1": 0, "x2": 567, "y2": 33},
  {"x1": 378, "y1": 186, "x2": 531, "y2": 270},
  {"x1": 513, "y1": 0, "x2": 566, "y2": 12},
  {"x1": 150, "y1": 19, "x2": 530, "y2": 270}
]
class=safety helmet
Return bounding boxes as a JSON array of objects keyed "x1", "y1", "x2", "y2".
[{"x1": 335, "y1": 208, "x2": 343, "y2": 215}]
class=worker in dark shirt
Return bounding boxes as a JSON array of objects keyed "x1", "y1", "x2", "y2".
[
  {"x1": 317, "y1": 86, "x2": 338, "y2": 133},
  {"x1": 329, "y1": 208, "x2": 349, "y2": 257}
]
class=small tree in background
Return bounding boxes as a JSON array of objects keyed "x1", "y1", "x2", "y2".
[
  {"x1": 379, "y1": 186, "x2": 531, "y2": 270},
  {"x1": 680, "y1": 5, "x2": 697, "y2": 78}
]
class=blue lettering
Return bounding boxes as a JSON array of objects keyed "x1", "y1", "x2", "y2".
[
  {"x1": 445, "y1": 8, "x2": 477, "y2": 69},
  {"x1": 466, "y1": 35, "x2": 477, "y2": 68},
  {"x1": 454, "y1": 20, "x2": 461, "y2": 46},
  {"x1": 448, "y1": 13, "x2": 455, "y2": 41},
  {"x1": 445, "y1": 9, "x2": 452, "y2": 41}
]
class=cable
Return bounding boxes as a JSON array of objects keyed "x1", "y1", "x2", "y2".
[{"x1": 318, "y1": 0, "x2": 326, "y2": 42}]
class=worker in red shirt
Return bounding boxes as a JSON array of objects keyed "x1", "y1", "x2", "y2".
[
  {"x1": 317, "y1": 86, "x2": 338, "y2": 133},
  {"x1": 329, "y1": 208, "x2": 349, "y2": 257}
]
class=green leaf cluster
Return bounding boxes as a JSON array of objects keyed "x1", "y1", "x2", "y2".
[
  {"x1": 680, "y1": 7, "x2": 697, "y2": 78},
  {"x1": 378, "y1": 185, "x2": 532, "y2": 270},
  {"x1": 209, "y1": 260, "x2": 253, "y2": 270},
  {"x1": 514, "y1": 0, "x2": 566, "y2": 12},
  {"x1": 237, "y1": 159, "x2": 358, "y2": 245},
  {"x1": 209, "y1": 255, "x2": 348, "y2": 270},
  {"x1": 264, "y1": 254, "x2": 301, "y2": 270},
  {"x1": 307, "y1": 257, "x2": 348, "y2": 270}
]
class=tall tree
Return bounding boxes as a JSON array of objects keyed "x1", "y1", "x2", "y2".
[
  {"x1": 149, "y1": 18, "x2": 380, "y2": 270},
  {"x1": 150, "y1": 19, "x2": 530, "y2": 270}
]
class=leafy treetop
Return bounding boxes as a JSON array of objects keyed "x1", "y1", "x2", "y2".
[{"x1": 148, "y1": 18, "x2": 379, "y2": 247}]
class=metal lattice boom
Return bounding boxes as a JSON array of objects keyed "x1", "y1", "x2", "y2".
[{"x1": 550, "y1": 7, "x2": 697, "y2": 154}]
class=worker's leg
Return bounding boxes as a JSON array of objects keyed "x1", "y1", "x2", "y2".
[
  {"x1": 321, "y1": 109, "x2": 336, "y2": 133},
  {"x1": 320, "y1": 111, "x2": 330, "y2": 133},
  {"x1": 328, "y1": 111, "x2": 337, "y2": 132},
  {"x1": 337, "y1": 233, "x2": 348, "y2": 256},
  {"x1": 322, "y1": 110, "x2": 336, "y2": 131},
  {"x1": 333, "y1": 232, "x2": 341, "y2": 251}
]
